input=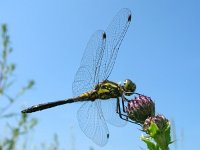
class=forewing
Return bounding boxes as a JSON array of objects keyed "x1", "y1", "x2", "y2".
[
  {"x1": 77, "y1": 100, "x2": 109, "y2": 146},
  {"x1": 72, "y1": 30, "x2": 106, "y2": 96},
  {"x1": 101, "y1": 98, "x2": 127, "y2": 127},
  {"x1": 100, "y1": 8, "x2": 132, "y2": 81}
]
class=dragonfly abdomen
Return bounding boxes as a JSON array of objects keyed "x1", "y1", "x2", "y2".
[{"x1": 21, "y1": 97, "x2": 89, "y2": 113}]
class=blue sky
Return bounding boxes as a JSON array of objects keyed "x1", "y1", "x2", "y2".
[{"x1": 0, "y1": 0, "x2": 200, "y2": 149}]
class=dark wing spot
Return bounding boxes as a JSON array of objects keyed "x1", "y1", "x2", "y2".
[
  {"x1": 128, "y1": 14, "x2": 131, "y2": 22},
  {"x1": 107, "y1": 133, "x2": 109, "y2": 139},
  {"x1": 103, "y1": 32, "x2": 106, "y2": 39}
]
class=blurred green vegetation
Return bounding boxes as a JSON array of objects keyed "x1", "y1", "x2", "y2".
[
  {"x1": 0, "y1": 24, "x2": 37, "y2": 150},
  {"x1": 0, "y1": 23, "x2": 96, "y2": 150},
  {"x1": 0, "y1": 24, "x2": 61, "y2": 150}
]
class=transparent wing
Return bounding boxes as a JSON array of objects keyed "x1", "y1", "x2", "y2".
[
  {"x1": 101, "y1": 98, "x2": 127, "y2": 127},
  {"x1": 99, "y1": 8, "x2": 132, "y2": 81},
  {"x1": 77, "y1": 100, "x2": 109, "y2": 146},
  {"x1": 74, "y1": 9, "x2": 132, "y2": 146},
  {"x1": 72, "y1": 30, "x2": 106, "y2": 96}
]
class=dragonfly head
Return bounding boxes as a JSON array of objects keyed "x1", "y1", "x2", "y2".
[{"x1": 123, "y1": 79, "x2": 136, "y2": 96}]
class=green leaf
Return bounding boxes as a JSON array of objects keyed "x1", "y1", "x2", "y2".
[
  {"x1": 141, "y1": 135, "x2": 158, "y2": 150},
  {"x1": 29, "y1": 118, "x2": 38, "y2": 128},
  {"x1": 16, "y1": 80, "x2": 35, "y2": 98},
  {"x1": 1, "y1": 24, "x2": 7, "y2": 33},
  {"x1": 19, "y1": 113, "x2": 29, "y2": 127},
  {"x1": 27, "y1": 80, "x2": 35, "y2": 89},
  {"x1": 165, "y1": 122, "x2": 172, "y2": 145},
  {"x1": 148, "y1": 122, "x2": 159, "y2": 136}
]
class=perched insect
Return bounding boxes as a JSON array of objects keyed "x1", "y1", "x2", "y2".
[{"x1": 22, "y1": 8, "x2": 135, "y2": 146}]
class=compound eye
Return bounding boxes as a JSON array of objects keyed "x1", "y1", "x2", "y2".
[{"x1": 123, "y1": 79, "x2": 136, "y2": 96}]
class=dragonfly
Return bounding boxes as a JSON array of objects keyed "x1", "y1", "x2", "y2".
[{"x1": 22, "y1": 8, "x2": 136, "y2": 146}]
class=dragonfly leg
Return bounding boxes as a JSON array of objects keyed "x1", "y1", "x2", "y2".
[
  {"x1": 116, "y1": 97, "x2": 128, "y2": 121},
  {"x1": 116, "y1": 97, "x2": 120, "y2": 113},
  {"x1": 121, "y1": 96, "x2": 126, "y2": 113},
  {"x1": 116, "y1": 97, "x2": 142, "y2": 125},
  {"x1": 117, "y1": 111, "x2": 141, "y2": 125}
]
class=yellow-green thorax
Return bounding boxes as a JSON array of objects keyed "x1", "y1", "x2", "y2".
[{"x1": 79, "y1": 80, "x2": 123, "y2": 101}]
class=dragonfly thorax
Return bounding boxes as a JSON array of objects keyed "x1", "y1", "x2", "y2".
[
  {"x1": 94, "y1": 80, "x2": 123, "y2": 100},
  {"x1": 84, "y1": 79, "x2": 136, "y2": 100}
]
